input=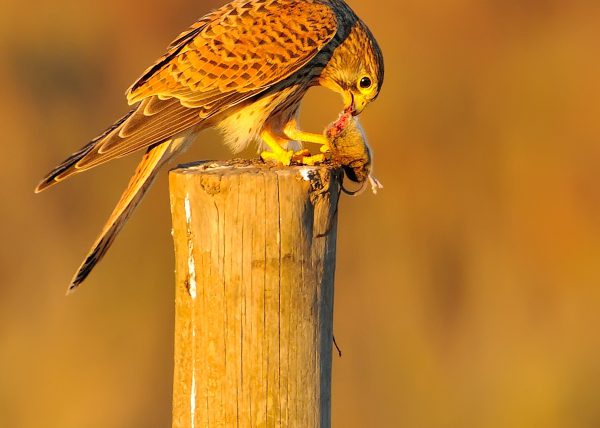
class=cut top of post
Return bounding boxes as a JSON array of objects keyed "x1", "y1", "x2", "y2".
[{"x1": 171, "y1": 159, "x2": 343, "y2": 205}]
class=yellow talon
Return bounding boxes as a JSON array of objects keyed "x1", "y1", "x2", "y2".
[
  {"x1": 300, "y1": 154, "x2": 326, "y2": 166},
  {"x1": 260, "y1": 129, "x2": 294, "y2": 165},
  {"x1": 291, "y1": 149, "x2": 310, "y2": 162},
  {"x1": 260, "y1": 128, "x2": 327, "y2": 166},
  {"x1": 261, "y1": 149, "x2": 293, "y2": 166}
]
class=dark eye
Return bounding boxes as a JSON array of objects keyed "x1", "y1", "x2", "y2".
[{"x1": 359, "y1": 76, "x2": 372, "y2": 89}]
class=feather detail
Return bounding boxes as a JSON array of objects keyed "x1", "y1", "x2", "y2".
[
  {"x1": 35, "y1": 97, "x2": 203, "y2": 191},
  {"x1": 126, "y1": 0, "x2": 338, "y2": 117},
  {"x1": 66, "y1": 131, "x2": 194, "y2": 293}
]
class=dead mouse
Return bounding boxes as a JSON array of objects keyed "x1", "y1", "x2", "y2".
[{"x1": 325, "y1": 112, "x2": 383, "y2": 195}]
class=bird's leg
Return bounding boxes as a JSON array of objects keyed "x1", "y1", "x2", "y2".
[
  {"x1": 260, "y1": 130, "x2": 294, "y2": 165},
  {"x1": 260, "y1": 129, "x2": 318, "y2": 166},
  {"x1": 284, "y1": 120, "x2": 330, "y2": 154},
  {"x1": 281, "y1": 120, "x2": 329, "y2": 165}
]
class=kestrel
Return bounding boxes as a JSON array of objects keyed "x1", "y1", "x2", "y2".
[{"x1": 36, "y1": 0, "x2": 384, "y2": 293}]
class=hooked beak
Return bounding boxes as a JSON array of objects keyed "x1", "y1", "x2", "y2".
[{"x1": 344, "y1": 92, "x2": 367, "y2": 116}]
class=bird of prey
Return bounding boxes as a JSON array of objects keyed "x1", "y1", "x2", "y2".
[{"x1": 35, "y1": 0, "x2": 384, "y2": 294}]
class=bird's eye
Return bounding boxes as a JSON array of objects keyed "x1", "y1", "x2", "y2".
[{"x1": 359, "y1": 76, "x2": 372, "y2": 90}]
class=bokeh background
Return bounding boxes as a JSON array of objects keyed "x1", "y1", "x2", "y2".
[{"x1": 2, "y1": 0, "x2": 600, "y2": 426}]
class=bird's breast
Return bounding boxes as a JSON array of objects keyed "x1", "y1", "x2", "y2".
[{"x1": 215, "y1": 85, "x2": 305, "y2": 154}]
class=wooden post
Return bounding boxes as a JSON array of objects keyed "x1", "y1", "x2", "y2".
[{"x1": 169, "y1": 160, "x2": 341, "y2": 428}]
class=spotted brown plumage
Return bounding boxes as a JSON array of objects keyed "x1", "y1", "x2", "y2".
[
  {"x1": 35, "y1": 0, "x2": 384, "y2": 293},
  {"x1": 128, "y1": 1, "x2": 338, "y2": 108}
]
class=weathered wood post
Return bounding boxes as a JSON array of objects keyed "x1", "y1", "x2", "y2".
[{"x1": 169, "y1": 160, "x2": 341, "y2": 427}]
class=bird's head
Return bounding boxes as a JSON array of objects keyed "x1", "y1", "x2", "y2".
[{"x1": 319, "y1": 22, "x2": 384, "y2": 116}]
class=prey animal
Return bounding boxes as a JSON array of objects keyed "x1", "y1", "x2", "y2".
[
  {"x1": 325, "y1": 112, "x2": 383, "y2": 194},
  {"x1": 35, "y1": 0, "x2": 384, "y2": 293}
]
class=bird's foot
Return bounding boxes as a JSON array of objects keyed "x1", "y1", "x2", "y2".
[
  {"x1": 300, "y1": 153, "x2": 327, "y2": 166},
  {"x1": 261, "y1": 148, "x2": 327, "y2": 166},
  {"x1": 291, "y1": 149, "x2": 311, "y2": 163},
  {"x1": 261, "y1": 149, "x2": 293, "y2": 166},
  {"x1": 291, "y1": 149, "x2": 327, "y2": 166}
]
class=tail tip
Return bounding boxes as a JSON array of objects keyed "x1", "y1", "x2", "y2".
[
  {"x1": 66, "y1": 259, "x2": 95, "y2": 295},
  {"x1": 34, "y1": 177, "x2": 56, "y2": 194},
  {"x1": 65, "y1": 282, "x2": 80, "y2": 296}
]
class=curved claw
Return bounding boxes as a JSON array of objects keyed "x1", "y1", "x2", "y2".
[{"x1": 291, "y1": 149, "x2": 311, "y2": 163}]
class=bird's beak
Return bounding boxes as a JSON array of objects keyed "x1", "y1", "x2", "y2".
[
  {"x1": 344, "y1": 92, "x2": 367, "y2": 116},
  {"x1": 352, "y1": 97, "x2": 367, "y2": 116}
]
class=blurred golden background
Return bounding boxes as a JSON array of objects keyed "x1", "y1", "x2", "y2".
[{"x1": 2, "y1": 0, "x2": 600, "y2": 426}]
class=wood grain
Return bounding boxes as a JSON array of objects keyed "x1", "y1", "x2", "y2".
[{"x1": 169, "y1": 160, "x2": 341, "y2": 427}]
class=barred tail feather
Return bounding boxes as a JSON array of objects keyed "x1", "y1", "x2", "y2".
[{"x1": 66, "y1": 131, "x2": 193, "y2": 294}]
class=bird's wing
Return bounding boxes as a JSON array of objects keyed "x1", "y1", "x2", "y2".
[
  {"x1": 126, "y1": 0, "x2": 339, "y2": 118},
  {"x1": 35, "y1": 96, "x2": 202, "y2": 191},
  {"x1": 76, "y1": 97, "x2": 199, "y2": 169},
  {"x1": 36, "y1": 0, "x2": 338, "y2": 192}
]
